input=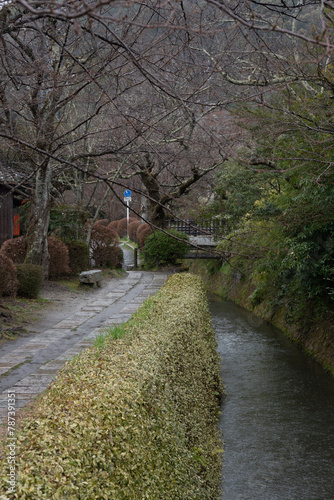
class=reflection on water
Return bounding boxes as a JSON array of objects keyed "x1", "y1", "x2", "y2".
[{"x1": 209, "y1": 296, "x2": 334, "y2": 500}]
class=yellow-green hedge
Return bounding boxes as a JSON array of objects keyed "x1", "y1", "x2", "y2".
[{"x1": 1, "y1": 273, "x2": 224, "y2": 499}]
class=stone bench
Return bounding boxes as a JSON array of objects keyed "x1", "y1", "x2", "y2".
[{"x1": 79, "y1": 270, "x2": 102, "y2": 288}]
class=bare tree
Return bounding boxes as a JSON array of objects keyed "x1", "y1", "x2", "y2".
[
  {"x1": 0, "y1": 5, "x2": 123, "y2": 273},
  {"x1": 1, "y1": 0, "x2": 332, "y2": 269}
]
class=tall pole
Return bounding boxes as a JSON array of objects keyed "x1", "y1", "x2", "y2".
[
  {"x1": 124, "y1": 190, "x2": 132, "y2": 238},
  {"x1": 127, "y1": 199, "x2": 130, "y2": 237}
]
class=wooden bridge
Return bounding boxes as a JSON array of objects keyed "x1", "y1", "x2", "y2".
[
  {"x1": 186, "y1": 235, "x2": 220, "y2": 259},
  {"x1": 168, "y1": 219, "x2": 223, "y2": 259}
]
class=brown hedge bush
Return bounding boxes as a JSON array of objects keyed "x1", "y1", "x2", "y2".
[
  {"x1": 0, "y1": 253, "x2": 18, "y2": 297},
  {"x1": 138, "y1": 225, "x2": 153, "y2": 249},
  {"x1": 117, "y1": 217, "x2": 139, "y2": 238},
  {"x1": 107, "y1": 220, "x2": 119, "y2": 232},
  {"x1": 94, "y1": 219, "x2": 109, "y2": 227},
  {"x1": 90, "y1": 225, "x2": 121, "y2": 268},
  {"x1": 47, "y1": 237, "x2": 71, "y2": 279},
  {"x1": 0, "y1": 236, "x2": 27, "y2": 264},
  {"x1": 90, "y1": 224, "x2": 119, "y2": 246},
  {"x1": 92, "y1": 245, "x2": 123, "y2": 268},
  {"x1": 136, "y1": 222, "x2": 150, "y2": 238},
  {"x1": 1, "y1": 236, "x2": 70, "y2": 279},
  {"x1": 128, "y1": 220, "x2": 141, "y2": 242},
  {"x1": 84, "y1": 219, "x2": 108, "y2": 232}
]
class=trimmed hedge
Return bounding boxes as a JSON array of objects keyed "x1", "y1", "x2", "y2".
[
  {"x1": 48, "y1": 237, "x2": 71, "y2": 279},
  {"x1": 93, "y1": 244, "x2": 123, "y2": 269},
  {"x1": 1, "y1": 274, "x2": 224, "y2": 499},
  {"x1": 16, "y1": 264, "x2": 44, "y2": 299},
  {"x1": 136, "y1": 222, "x2": 150, "y2": 238},
  {"x1": 107, "y1": 220, "x2": 119, "y2": 232},
  {"x1": 137, "y1": 225, "x2": 152, "y2": 249},
  {"x1": 66, "y1": 240, "x2": 89, "y2": 275},
  {"x1": 94, "y1": 219, "x2": 109, "y2": 226},
  {"x1": 89, "y1": 224, "x2": 121, "y2": 268},
  {"x1": 0, "y1": 236, "x2": 70, "y2": 279},
  {"x1": 0, "y1": 236, "x2": 27, "y2": 264},
  {"x1": 117, "y1": 217, "x2": 139, "y2": 238},
  {"x1": 0, "y1": 253, "x2": 18, "y2": 297},
  {"x1": 128, "y1": 220, "x2": 141, "y2": 242}
]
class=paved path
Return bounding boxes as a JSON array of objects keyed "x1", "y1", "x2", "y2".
[{"x1": 0, "y1": 271, "x2": 168, "y2": 423}]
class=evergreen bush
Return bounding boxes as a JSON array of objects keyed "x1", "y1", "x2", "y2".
[
  {"x1": 142, "y1": 229, "x2": 189, "y2": 267},
  {"x1": 66, "y1": 240, "x2": 89, "y2": 275},
  {"x1": 0, "y1": 253, "x2": 18, "y2": 297},
  {"x1": 16, "y1": 264, "x2": 44, "y2": 299},
  {"x1": 49, "y1": 205, "x2": 87, "y2": 242}
]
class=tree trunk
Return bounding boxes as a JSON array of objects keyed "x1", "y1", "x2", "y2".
[
  {"x1": 150, "y1": 198, "x2": 166, "y2": 228},
  {"x1": 139, "y1": 156, "x2": 166, "y2": 228},
  {"x1": 25, "y1": 163, "x2": 52, "y2": 278}
]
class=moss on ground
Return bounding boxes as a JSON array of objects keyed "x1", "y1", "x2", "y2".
[{"x1": 0, "y1": 273, "x2": 224, "y2": 499}]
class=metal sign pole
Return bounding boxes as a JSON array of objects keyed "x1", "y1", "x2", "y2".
[
  {"x1": 124, "y1": 190, "x2": 132, "y2": 238},
  {"x1": 127, "y1": 199, "x2": 130, "y2": 237}
]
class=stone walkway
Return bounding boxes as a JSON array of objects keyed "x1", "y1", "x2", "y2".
[{"x1": 0, "y1": 271, "x2": 168, "y2": 424}]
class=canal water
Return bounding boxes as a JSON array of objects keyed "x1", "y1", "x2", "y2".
[{"x1": 209, "y1": 296, "x2": 334, "y2": 500}]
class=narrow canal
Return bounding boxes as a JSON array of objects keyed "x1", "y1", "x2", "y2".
[{"x1": 209, "y1": 296, "x2": 334, "y2": 500}]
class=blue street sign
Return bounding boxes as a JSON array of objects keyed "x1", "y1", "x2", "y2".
[{"x1": 124, "y1": 189, "x2": 132, "y2": 198}]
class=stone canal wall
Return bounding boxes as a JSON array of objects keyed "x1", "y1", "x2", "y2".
[{"x1": 190, "y1": 259, "x2": 334, "y2": 376}]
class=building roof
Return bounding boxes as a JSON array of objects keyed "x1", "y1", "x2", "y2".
[{"x1": 0, "y1": 158, "x2": 31, "y2": 192}]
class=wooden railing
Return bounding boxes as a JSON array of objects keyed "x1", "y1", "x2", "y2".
[{"x1": 168, "y1": 219, "x2": 224, "y2": 236}]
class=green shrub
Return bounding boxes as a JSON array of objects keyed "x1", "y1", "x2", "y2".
[
  {"x1": 16, "y1": 264, "x2": 43, "y2": 299},
  {"x1": 49, "y1": 205, "x2": 87, "y2": 242},
  {"x1": 66, "y1": 240, "x2": 89, "y2": 275},
  {"x1": 0, "y1": 274, "x2": 223, "y2": 499},
  {"x1": 0, "y1": 253, "x2": 18, "y2": 297},
  {"x1": 142, "y1": 228, "x2": 189, "y2": 267}
]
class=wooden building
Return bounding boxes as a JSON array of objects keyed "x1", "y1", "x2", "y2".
[
  {"x1": 0, "y1": 184, "x2": 14, "y2": 246},
  {"x1": 0, "y1": 161, "x2": 27, "y2": 247}
]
